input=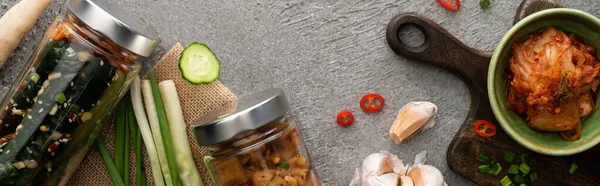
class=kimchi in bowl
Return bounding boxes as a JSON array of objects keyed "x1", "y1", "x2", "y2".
[{"x1": 489, "y1": 8, "x2": 600, "y2": 156}]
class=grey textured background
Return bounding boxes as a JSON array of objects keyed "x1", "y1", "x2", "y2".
[{"x1": 1, "y1": 0, "x2": 600, "y2": 185}]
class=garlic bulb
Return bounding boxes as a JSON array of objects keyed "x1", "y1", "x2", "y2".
[
  {"x1": 398, "y1": 176, "x2": 414, "y2": 186},
  {"x1": 408, "y1": 165, "x2": 444, "y2": 186},
  {"x1": 349, "y1": 151, "x2": 407, "y2": 186},
  {"x1": 389, "y1": 102, "x2": 437, "y2": 144},
  {"x1": 407, "y1": 151, "x2": 445, "y2": 186}
]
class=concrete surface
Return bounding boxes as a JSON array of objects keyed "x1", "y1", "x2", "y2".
[{"x1": 1, "y1": 0, "x2": 600, "y2": 185}]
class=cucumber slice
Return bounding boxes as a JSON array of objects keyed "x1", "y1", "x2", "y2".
[{"x1": 179, "y1": 42, "x2": 221, "y2": 84}]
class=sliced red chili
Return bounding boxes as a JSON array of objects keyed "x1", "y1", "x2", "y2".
[
  {"x1": 360, "y1": 93, "x2": 385, "y2": 113},
  {"x1": 438, "y1": 0, "x2": 460, "y2": 11},
  {"x1": 336, "y1": 110, "x2": 354, "y2": 127},
  {"x1": 473, "y1": 120, "x2": 496, "y2": 138}
]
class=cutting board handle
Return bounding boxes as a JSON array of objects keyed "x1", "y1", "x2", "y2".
[{"x1": 385, "y1": 13, "x2": 492, "y2": 95}]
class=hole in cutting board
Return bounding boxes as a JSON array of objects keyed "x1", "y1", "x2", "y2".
[{"x1": 397, "y1": 24, "x2": 426, "y2": 48}]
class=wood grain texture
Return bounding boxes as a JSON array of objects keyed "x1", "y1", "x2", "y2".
[{"x1": 387, "y1": 0, "x2": 600, "y2": 185}]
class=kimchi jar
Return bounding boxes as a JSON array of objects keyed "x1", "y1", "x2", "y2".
[
  {"x1": 0, "y1": 0, "x2": 159, "y2": 185},
  {"x1": 193, "y1": 88, "x2": 322, "y2": 186}
]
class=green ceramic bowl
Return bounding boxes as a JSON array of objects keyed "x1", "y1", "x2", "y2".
[{"x1": 489, "y1": 8, "x2": 600, "y2": 156}]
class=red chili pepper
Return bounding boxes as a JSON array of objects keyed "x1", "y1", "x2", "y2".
[
  {"x1": 473, "y1": 120, "x2": 496, "y2": 138},
  {"x1": 48, "y1": 143, "x2": 58, "y2": 152},
  {"x1": 336, "y1": 110, "x2": 355, "y2": 127},
  {"x1": 246, "y1": 181, "x2": 254, "y2": 186},
  {"x1": 437, "y1": 0, "x2": 460, "y2": 11},
  {"x1": 360, "y1": 93, "x2": 385, "y2": 113}
]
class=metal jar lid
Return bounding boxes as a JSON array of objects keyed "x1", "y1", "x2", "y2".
[
  {"x1": 193, "y1": 88, "x2": 290, "y2": 146},
  {"x1": 66, "y1": 0, "x2": 160, "y2": 57}
]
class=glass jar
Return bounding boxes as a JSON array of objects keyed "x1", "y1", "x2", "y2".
[
  {"x1": 193, "y1": 88, "x2": 322, "y2": 186},
  {"x1": 0, "y1": 0, "x2": 159, "y2": 185}
]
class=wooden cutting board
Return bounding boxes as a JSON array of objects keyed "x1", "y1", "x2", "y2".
[{"x1": 386, "y1": 0, "x2": 600, "y2": 185}]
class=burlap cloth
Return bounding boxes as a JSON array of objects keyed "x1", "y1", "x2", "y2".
[{"x1": 67, "y1": 43, "x2": 238, "y2": 186}]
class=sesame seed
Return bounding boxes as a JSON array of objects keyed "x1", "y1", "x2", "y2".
[
  {"x1": 10, "y1": 99, "x2": 14, "y2": 104},
  {"x1": 27, "y1": 85, "x2": 31, "y2": 89},
  {"x1": 12, "y1": 103, "x2": 16, "y2": 107},
  {"x1": 4, "y1": 106, "x2": 8, "y2": 111},
  {"x1": 63, "y1": 103, "x2": 68, "y2": 108},
  {"x1": 38, "y1": 108, "x2": 43, "y2": 113},
  {"x1": 68, "y1": 119, "x2": 72, "y2": 123},
  {"x1": 38, "y1": 101, "x2": 43, "y2": 104},
  {"x1": 4, "y1": 124, "x2": 7, "y2": 127},
  {"x1": 27, "y1": 115, "x2": 32, "y2": 119},
  {"x1": 70, "y1": 82, "x2": 74, "y2": 87},
  {"x1": 107, "y1": 82, "x2": 111, "y2": 87},
  {"x1": 100, "y1": 60, "x2": 104, "y2": 66},
  {"x1": 91, "y1": 104, "x2": 95, "y2": 107},
  {"x1": 26, "y1": 98, "x2": 30, "y2": 102}
]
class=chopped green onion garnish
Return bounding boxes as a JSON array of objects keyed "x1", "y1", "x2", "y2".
[
  {"x1": 509, "y1": 164, "x2": 519, "y2": 174},
  {"x1": 514, "y1": 174, "x2": 525, "y2": 184},
  {"x1": 500, "y1": 175, "x2": 512, "y2": 186},
  {"x1": 54, "y1": 93, "x2": 66, "y2": 104},
  {"x1": 477, "y1": 154, "x2": 490, "y2": 164},
  {"x1": 530, "y1": 171, "x2": 537, "y2": 182},
  {"x1": 478, "y1": 164, "x2": 491, "y2": 173},
  {"x1": 479, "y1": 0, "x2": 491, "y2": 9},
  {"x1": 520, "y1": 154, "x2": 527, "y2": 164},
  {"x1": 569, "y1": 163, "x2": 578, "y2": 174},
  {"x1": 504, "y1": 151, "x2": 516, "y2": 163},
  {"x1": 280, "y1": 161, "x2": 290, "y2": 170},
  {"x1": 493, "y1": 163, "x2": 502, "y2": 176},
  {"x1": 70, "y1": 104, "x2": 80, "y2": 112},
  {"x1": 519, "y1": 163, "x2": 531, "y2": 175},
  {"x1": 30, "y1": 73, "x2": 40, "y2": 83}
]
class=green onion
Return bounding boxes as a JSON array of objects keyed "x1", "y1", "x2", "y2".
[
  {"x1": 158, "y1": 80, "x2": 203, "y2": 186},
  {"x1": 500, "y1": 175, "x2": 512, "y2": 186},
  {"x1": 520, "y1": 154, "x2": 527, "y2": 164},
  {"x1": 128, "y1": 100, "x2": 146, "y2": 186},
  {"x1": 492, "y1": 163, "x2": 502, "y2": 176},
  {"x1": 504, "y1": 151, "x2": 516, "y2": 163},
  {"x1": 131, "y1": 77, "x2": 165, "y2": 186},
  {"x1": 508, "y1": 164, "x2": 519, "y2": 174},
  {"x1": 149, "y1": 71, "x2": 181, "y2": 186},
  {"x1": 529, "y1": 171, "x2": 537, "y2": 182},
  {"x1": 54, "y1": 93, "x2": 66, "y2": 104},
  {"x1": 30, "y1": 72, "x2": 40, "y2": 83},
  {"x1": 97, "y1": 137, "x2": 125, "y2": 186},
  {"x1": 479, "y1": 0, "x2": 491, "y2": 9},
  {"x1": 569, "y1": 163, "x2": 578, "y2": 174},
  {"x1": 70, "y1": 104, "x2": 80, "y2": 112},
  {"x1": 514, "y1": 174, "x2": 525, "y2": 184},
  {"x1": 519, "y1": 163, "x2": 531, "y2": 175},
  {"x1": 477, "y1": 154, "x2": 490, "y2": 164},
  {"x1": 123, "y1": 96, "x2": 131, "y2": 186},
  {"x1": 280, "y1": 161, "x2": 290, "y2": 170},
  {"x1": 478, "y1": 164, "x2": 490, "y2": 173},
  {"x1": 114, "y1": 101, "x2": 127, "y2": 177}
]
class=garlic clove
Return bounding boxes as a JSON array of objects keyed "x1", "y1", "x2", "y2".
[
  {"x1": 407, "y1": 165, "x2": 444, "y2": 186},
  {"x1": 398, "y1": 176, "x2": 414, "y2": 186},
  {"x1": 375, "y1": 173, "x2": 399, "y2": 186},
  {"x1": 389, "y1": 102, "x2": 437, "y2": 144}
]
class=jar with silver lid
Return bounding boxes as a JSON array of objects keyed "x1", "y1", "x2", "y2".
[
  {"x1": 194, "y1": 88, "x2": 322, "y2": 186},
  {"x1": 0, "y1": 0, "x2": 159, "y2": 185}
]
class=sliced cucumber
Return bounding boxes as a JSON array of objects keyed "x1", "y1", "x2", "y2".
[{"x1": 179, "y1": 42, "x2": 221, "y2": 84}]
